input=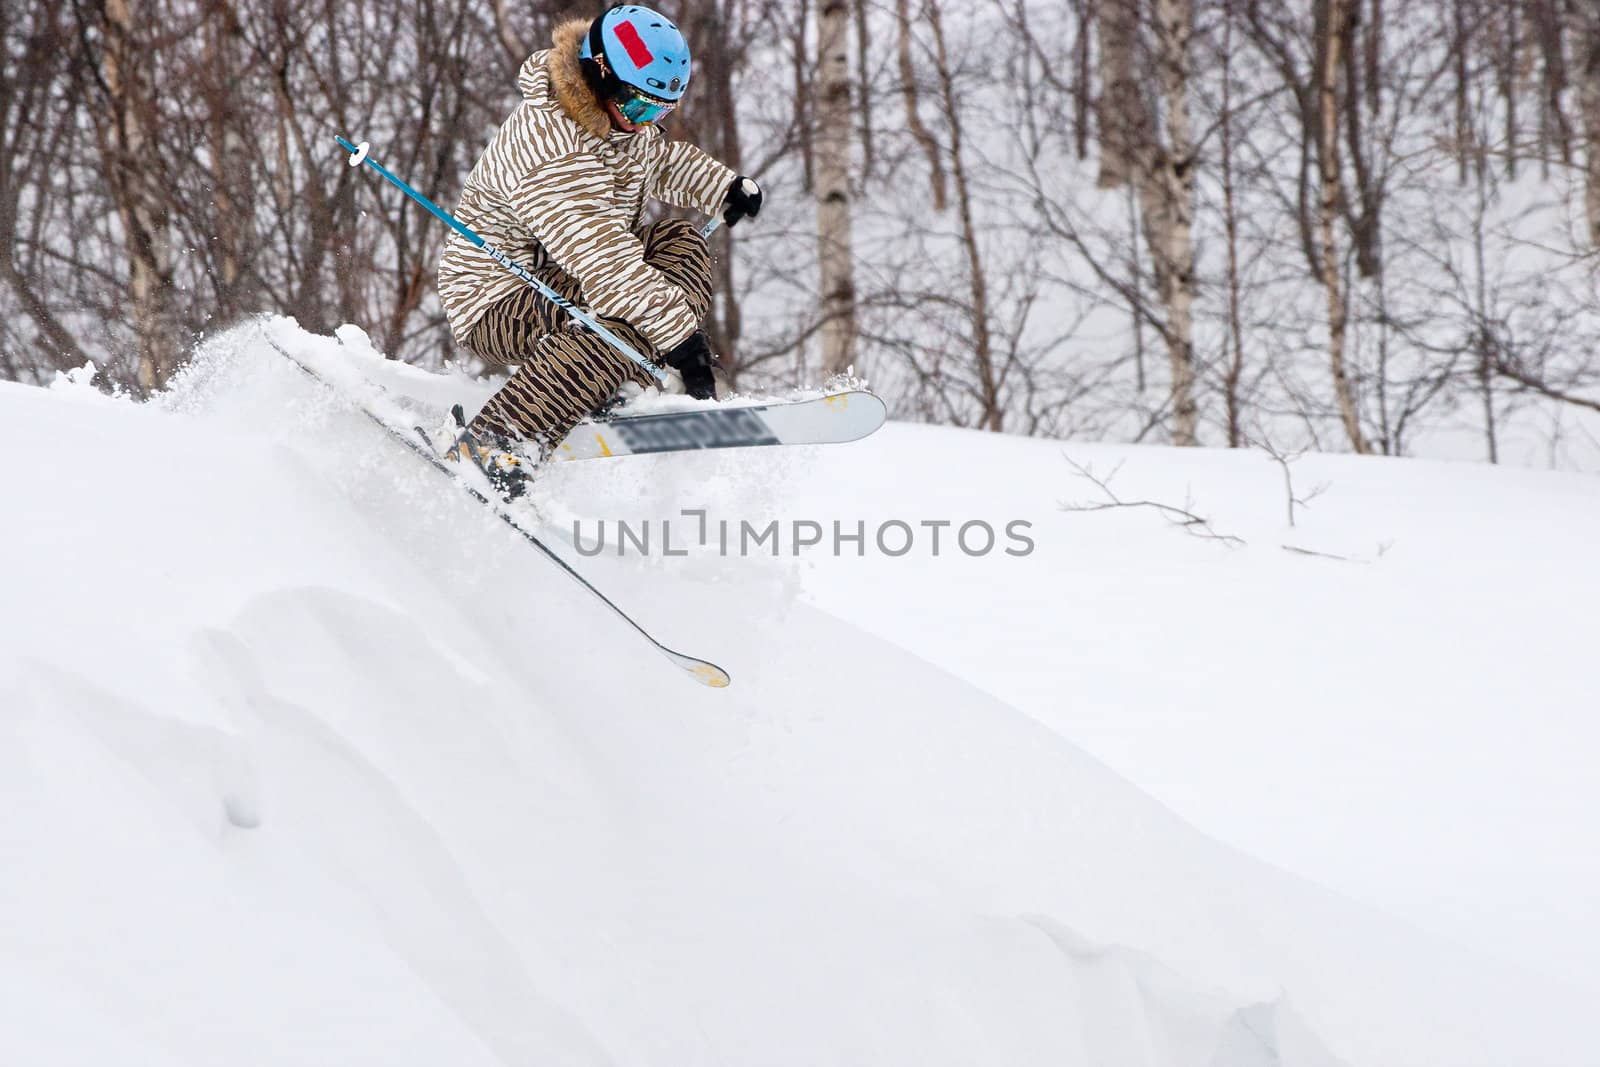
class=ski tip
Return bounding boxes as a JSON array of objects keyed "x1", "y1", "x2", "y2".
[
  {"x1": 665, "y1": 653, "x2": 731, "y2": 688},
  {"x1": 820, "y1": 390, "x2": 889, "y2": 441},
  {"x1": 691, "y1": 661, "x2": 732, "y2": 688}
]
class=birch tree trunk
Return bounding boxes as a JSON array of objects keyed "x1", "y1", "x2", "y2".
[
  {"x1": 816, "y1": 0, "x2": 858, "y2": 376},
  {"x1": 1097, "y1": 0, "x2": 1198, "y2": 445},
  {"x1": 100, "y1": 0, "x2": 176, "y2": 393},
  {"x1": 1318, "y1": 0, "x2": 1370, "y2": 453},
  {"x1": 1140, "y1": 0, "x2": 1198, "y2": 446}
]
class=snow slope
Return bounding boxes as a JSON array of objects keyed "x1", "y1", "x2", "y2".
[{"x1": 1, "y1": 318, "x2": 1594, "y2": 1066}]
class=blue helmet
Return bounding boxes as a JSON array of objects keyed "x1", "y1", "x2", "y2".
[{"x1": 581, "y1": 5, "x2": 692, "y2": 104}]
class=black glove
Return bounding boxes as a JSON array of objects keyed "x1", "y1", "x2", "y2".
[
  {"x1": 723, "y1": 175, "x2": 763, "y2": 228},
  {"x1": 661, "y1": 330, "x2": 718, "y2": 400}
]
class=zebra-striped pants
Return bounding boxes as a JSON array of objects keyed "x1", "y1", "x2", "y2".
[{"x1": 466, "y1": 218, "x2": 713, "y2": 453}]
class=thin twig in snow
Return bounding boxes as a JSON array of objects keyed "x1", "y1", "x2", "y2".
[{"x1": 1059, "y1": 452, "x2": 1246, "y2": 548}]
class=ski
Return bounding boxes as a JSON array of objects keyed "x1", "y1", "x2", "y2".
[
  {"x1": 553, "y1": 390, "x2": 887, "y2": 461},
  {"x1": 262, "y1": 327, "x2": 732, "y2": 689},
  {"x1": 326, "y1": 331, "x2": 887, "y2": 464}
]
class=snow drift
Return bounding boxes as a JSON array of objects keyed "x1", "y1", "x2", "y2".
[{"x1": 0, "y1": 318, "x2": 1593, "y2": 1066}]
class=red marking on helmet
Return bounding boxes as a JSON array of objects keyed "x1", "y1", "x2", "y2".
[{"x1": 612, "y1": 20, "x2": 655, "y2": 69}]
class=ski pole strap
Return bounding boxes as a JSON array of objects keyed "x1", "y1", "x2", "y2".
[{"x1": 336, "y1": 136, "x2": 667, "y2": 384}]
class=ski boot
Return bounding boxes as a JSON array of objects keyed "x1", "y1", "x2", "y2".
[{"x1": 445, "y1": 404, "x2": 529, "y2": 501}]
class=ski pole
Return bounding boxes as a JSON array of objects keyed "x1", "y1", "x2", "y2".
[{"x1": 336, "y1": 136, "x2": 668, "y2": 384}]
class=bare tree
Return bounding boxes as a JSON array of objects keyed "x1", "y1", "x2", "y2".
[
  {"x1": 897, "y1": 0, "x2": 947, "y2": 210},
  {"x1": 1140, "y1": 0, "x2": 1199, "y2": 445},
  {"x1": 1316, "y1": 0, "x2": 1369, "y2": 452},
  {"x1": 1088, "y1": 0, "x2": 1198, "y2": 444},
  {"x1": 0, "y1": 1, "x2": 95, "y2": 378},
  {"x1": 1528, "y1": 0, "x2": 1574, "y2": 174},
  {"x1": 1097, "y1": 0, "x2": 1147, "y2": 190},
  {"x1": 674, "y1": 1, "x2": 748, "y2": 382},
  {"x1": 1578, "y1": 3, "x2": 1600, "y2": 248},
  {"x1": 492, "y1": 0, "x2": 531, "y2": 71},
  {"x1": 927, "y1": 0, "x2": 1005, "y2": 429},
  {"x1": 77, "y1": 0, "x2": 182, "y2": 391},
  {"x1": 816, "y1": 0, "x2": 859, "y2": 375},
  {"x1": 1218, "y1": 0, "x2": 1249, "y2": 447},
  {"x1": 854, "y1": 0, "x2": 876, "y2": 179}
]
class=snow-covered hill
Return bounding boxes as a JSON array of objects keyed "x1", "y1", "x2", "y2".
[{"x1": 2, "y1": 318, "x2": 1594, "y2": 1066}]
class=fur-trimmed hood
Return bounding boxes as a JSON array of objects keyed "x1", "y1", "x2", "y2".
[{"x1": 522, "y1": 17, "x2": 612, "y2": 141}]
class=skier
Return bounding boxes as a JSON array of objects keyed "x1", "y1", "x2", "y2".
[{"x1": 435, "y1": 3, "x2": 763, "y2": 499}]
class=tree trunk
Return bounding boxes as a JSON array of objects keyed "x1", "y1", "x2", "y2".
[
  {"x1": 928, "y1": 0, "x2": 1001, "y2": 430},
  {"x1": 205, "y1": 0, "x2": 249, "y2": 317},
  {"x1": 1342, "y1": 2, "x2": 1382, "y2": 278},
  {"x1": 1318, "y1": 0, "x2": 1369, "y2": 453},
  {"x1": 897, "y1": 0, "x2": 947, "y2": 210},
  {"x1": 1097, "y1": 0, "x2": 1144, "y2": 189},
  {"x1": 100, "y1": 0, "x2": 177, "y2": 393},
  {"x1": 855, "y1": 0, "x2": 874, "y2": 181},
  {"x1": 492, "y1": 0, "x2": 529, "y2": 72},
  {"x1": 1074, "y1": 0, "x2": 1094, "y2": 160},
  {"x1": 1140, "y1": 0, "x2": 1197, "y2": 445},
  {"x1": 1221, "y1": 0, "x2": 1246, "y2": 447},
  {"x1": 679, "y1": 2, "x2": 746, "y2": 383},
  {"x1": 1103, "y1": 0, "x2": 1197, "y2": 445},
  {"x1": 1453, "y1": 0, "x2": 1471, "y2": 184},
  {"x1": 794, "y1": 0, "x2": 815, "y2": 193},
  {"x1": 1364, "y1": 0, "x2": 1381, "y2": 116},
  {"x1": 1503, "y1": 0, "x2": 1519, "y2": 179},
  {"x1": 816, "y1": 0, "x2": 858, "y2": 376},
  {"x1": 1580, "y1": 8, "x2": 1600, "y2": 248},
  {"x1": 1530, "y1": 0, "x2": 1574, "y2": 168}
]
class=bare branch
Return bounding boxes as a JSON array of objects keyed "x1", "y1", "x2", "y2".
[{"x1": 1060, "y1": 452, "x2": 1247, "y2": 548}]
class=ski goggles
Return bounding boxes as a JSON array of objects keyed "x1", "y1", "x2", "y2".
[{"x1": 614, "y1": 85, "x2": 677, "y2": 126}]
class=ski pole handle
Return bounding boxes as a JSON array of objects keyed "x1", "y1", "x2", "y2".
[
  {"x1": 336, "y1": 136, "x2": 667, "y2": 384},
  {"x1": 702, "y1": 176, "x2": 762, "y2": 239}
]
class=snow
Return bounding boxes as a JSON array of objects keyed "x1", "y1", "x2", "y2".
[{"x1": 2, "y1": 317, "x2": 1596, "y2": 1066}]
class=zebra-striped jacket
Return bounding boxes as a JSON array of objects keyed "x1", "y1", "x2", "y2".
[{"x1": 438, "y1": 18, "x2": 734, "y2": 352}]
